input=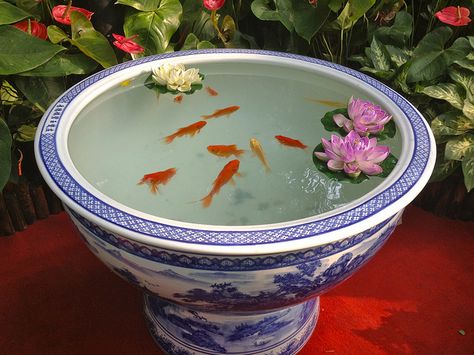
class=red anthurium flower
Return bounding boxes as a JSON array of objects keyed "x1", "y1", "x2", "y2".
[
  {"x1": 435, "y1": 6, "x2": 471, "y2": 26},
  {"x1": 52, "y1": 5, "x2": 94, "y2": 25},
  {"x1": 203, "y1": 0, "x2": 225, "y2": 11},
  {"x1": 13, "y1": 20, "x2": 47, "y2": 40},
  {"x1": 112, "y1": 34, "x2": 145, "y2": 54},
  {"x1": 308, "y1": 0, "x2": 318, "y2": 7}
]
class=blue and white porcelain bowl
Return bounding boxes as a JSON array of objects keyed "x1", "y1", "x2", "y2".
[{"x1": 35, "y1": 50, "x2": 435, "y2": 355}]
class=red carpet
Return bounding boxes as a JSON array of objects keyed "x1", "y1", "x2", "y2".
[{"x1": 0, "y1": 205, "x2": 473, "y2": 354}]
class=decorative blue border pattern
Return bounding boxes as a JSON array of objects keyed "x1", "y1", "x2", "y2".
[
  {"x1": 38, "y1": 49, "x2": 430, "y2": 246},
  {"x1": 70, "y1": 207, "x2": 398, "y2": 271}
]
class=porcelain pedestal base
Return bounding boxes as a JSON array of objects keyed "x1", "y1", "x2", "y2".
[{"x1": 144, "y1": 295, "x2": 319, "y2": 355}]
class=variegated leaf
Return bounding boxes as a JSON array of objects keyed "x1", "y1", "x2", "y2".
[
  {"x1": 429, "y1": 155, "x2": 460, "y2": 183},
  {"x1": 445, "y1": 134, "x2": 474, "y2": 161},
  {"x1": 462, "y1": 150, "x2": 474, "y2": 192},
  {"x1": 431, "y1": 113, "x2": 468, "y2": 141},
  {"x1": 423, "y1": 83, "x2": 464, "y2": 110},
  {"x1": 370, "y1": 37, "x2": 391, "y2": 71},
  {"x1": 449, "y1": 68, "x2": 474, "y2": 93},
  {"x1": 455, "y1": 58, "x2": 474, "y2": 72}
]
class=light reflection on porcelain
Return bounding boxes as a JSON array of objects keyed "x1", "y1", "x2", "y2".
[{"x1": 35, "y1": 50, "x2": 436, "y2": 355}]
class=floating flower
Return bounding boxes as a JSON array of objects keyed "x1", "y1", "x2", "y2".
[
  {"x1": 152, "y1": 63, "x2": 202, "y2": 93},
  {"x1": 435, "y1": 6, "x2": 471, "y2": 26},
  {"x1": 203, "y1": 0, "x2": 225, "y2": 11},
  {"x1": 314, "y1": 131, "x2": 390, "y2": 178},
  {"x1": 52, "y1": 5, "x2": 94, "y2": 25},
  {"x1": 333, "y1": 96, "x2": 392, "y2": 136},
  {"x1": 112, "y1": 34, "x2": 144, "y2": 54},
  {"x1": 13, "y1": 20, "x2": 47, "y2": 40}
]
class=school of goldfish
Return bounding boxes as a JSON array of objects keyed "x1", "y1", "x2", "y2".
[{"x1": 138, "y1": 86, "x2": 311, "y2": 208}]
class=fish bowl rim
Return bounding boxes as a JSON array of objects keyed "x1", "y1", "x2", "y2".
[{"x1": 35, "y1": 49, "x2": 436, "y2": 255}]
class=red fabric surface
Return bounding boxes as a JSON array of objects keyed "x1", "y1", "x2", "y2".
[{"x1": 0, "y1": 205, "x2": 473, "y2": 354}]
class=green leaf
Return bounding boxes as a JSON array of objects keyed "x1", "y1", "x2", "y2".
[
  {"x1": 431, "y1": 112, "x2": 471, "y2": 141},
  {"x1": 373, "y1": 11, "x2": 412, "y2": 47},
  {"x1": 407, "y1": 28, "x2": 471, "y2": 83},
  {"x1": 292, "y1": 0, "x2": 331, "y2": 43},
  {"x1": 1, "y1": 80, "x2": 20, "y2": 105},
  {"x1": 385, "y1": 45, "x2": 411, "y2": 67},
  {"x1": 115, "y1": 0, "x2": 161, "y2": 11},
  {"x1": 197, "y1": 40, "x2": 215, "y2": 49},
  {"x1": 16, "y1": 0, "x2": 42, "y2": 20},
  {"x1": 462, "y1": 150, "x2": 474, "y2": 192},
  {"x1": 321, "y1": 108, "x2": 348, "y2": 135},
  {"x1": 360, "y1": 66, "x2": 395, "y2": 80},
  {"x1": 70, "y1": 12, "x2": 117, "y2": 68},
  {"x1": 423, "y1": 83, "x2": 465, "y2": 110},
  {"x1": 328, "y1": 0, "x2": 344, "y2": 12},
  {"x1": 337, "y1": 0, "x2": 376, "y2": 30},
  {"x1": 251, "y1": 0, "x2": 294, "y2": 32},
  {"x1": 0, "y1": 0, "x2": 33, "y2": 25},
  {"x1": 376, "y1": 119, "x2": 397, "y2": 141},
  {"x1": 393, "y1": 63, "x2": 413, "y2": 94},
  {"x1": 445, "y1": 134, "x2": 474, "y2": 161},
  {"x1": 181, "y1": 0, "x2": 214, "y2": 41},
  {"x1": 463, "y1": 99, "x2": 474, "y2": 121},
  {"x1": 448, "y1": 68, "x2": 474, "y2": 93},
  {"x1": 378, "y1": 153, "x2": 398, "y2": 178},
  {"x1": 47, "y1": 25, "x2": 69, "y2": 44},
  {"x1": 468, "y1": 36, "x2": 474, "y2": 49},
  {"x1": 369, "y1": 37, "x2": 391, "y2": 71},
  {"x1": 0, "y1": 26, "x2": 66, "y2": 75},
  {"x1": 181, "y1": 32, "x2": 199, "y2": 50},
  {"x1": 13, "y1": 124, "x2": 36, "y2": 142},
  {"x1": 0, "y1": 118, "x2": 12, "y2": 191},
  {"x1": 455, "y1": 58, "x2": 474, "y2": 72},
  {"x1": 14, "y1": 77, "x2": 66, "y2": 112},
  {"x1": 17, "y1": 53, "x2": 98, "y2": 77},
  {"x1": 222, "y1": 15, "x2": 236, "y2": 43},
  {"x1": 123, "y1": 0, "x2": 182, "y2": 56},
  {"x1": 429, "y1": 153, "x2": 460, "y2": 183}
]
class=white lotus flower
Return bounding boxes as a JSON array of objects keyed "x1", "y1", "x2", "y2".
[{"x1": 151, "y1": 63, "x2": 202, "y2": 92}]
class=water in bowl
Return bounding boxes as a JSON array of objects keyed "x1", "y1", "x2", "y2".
[{"x1": 68, "y1": 61, "x2": 402, "y2": 226}]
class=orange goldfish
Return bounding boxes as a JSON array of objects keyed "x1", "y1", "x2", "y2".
[
  {"x1": 304, "y1": 98, "x2": 347, "y2": 108},
  {"x1": 164, "y1": 121, "x2": 207, "y2": 144},
  {"x1": 138, "y1": 168, "x2": 177, "y2": 194},
  {"x1": 200, "y1": 159, "x2": 241, "y2": 208},
  {"x1": 174, "y1": 95, "x2": 184, "y2": 103},
  {"x1": 249, "y1": 138, "x2": 271, "y2": 173},
  {"x1": 207, "y1": 145, "x2": 245, "y2": 158},
  {"x1": 201, "y1": 105, "x2": 240, "y2": 119},
  {"x1": 206, "y1": 86, "x2": 219, "y2": 96},
  {"x1": 275, "y1": 135, "x2": 307, "y2": 149}
]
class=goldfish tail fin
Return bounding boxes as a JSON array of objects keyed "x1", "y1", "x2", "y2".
[
  {"x1": 201, "y1": 194, "x2": 213, "y2": 208},
  {"x1": 265, "y1": 165, "x2": 272, "y2": 173},
  {"x1": 150, "y1": 183, "x2": 158, "y2": 194},
  {"x1": 201, "y1": 115, "x2": 211, "y2": 119},
  {"x1": 164, "y1": 135, "x2": 175, "y2": 144},
  {"x1": 236, "y1": 149, "x2": 246, "y2": 157}
]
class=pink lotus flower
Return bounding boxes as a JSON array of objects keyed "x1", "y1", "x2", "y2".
[
  {"x1": 203, "y1": 0, "x2": 225, "y2": 11},
  {"x1": 435, "y1": 6, "x2": 471, "y2": 26},
  {"x1": 13, "y1": 20, "x2": 47, "y2": 40},
  {"x1": 333, "y1": 96, "x2": 392, "y2": 136},
  {"x1": 52, "y1": 5, "x2": 94, "y2": 25},
  {"x1": 315, "y1": 131, "x2": 390, "y2": 178},
  {"x1": 112, "y1": 34, "x2": 144, "y2": 54}
]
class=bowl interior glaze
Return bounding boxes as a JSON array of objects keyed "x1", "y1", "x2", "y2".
[{"x1": 35, "y1": 50, "x2": 435, "y2": 254}]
